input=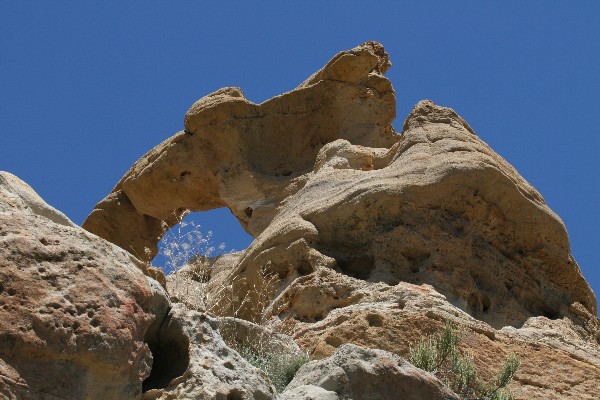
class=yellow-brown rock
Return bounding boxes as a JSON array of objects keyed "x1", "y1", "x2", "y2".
[
  {"x1": 83, "y1": 41, "x2": 397, "y2": 260},
  {"x1": 84, "y1": 42, "x2": 600, "y2": 399},
  {"x1": 0, "y1": 172, "x2": 168, "y2": 399}
]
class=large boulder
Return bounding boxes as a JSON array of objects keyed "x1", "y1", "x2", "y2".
[
  {"x1": 1, "y1": 172, "x2": 279, "y2": 400},
  {"x1": 279, "y1": 344, "x2": 459, "y2": 400},
  {"x1": 0, "y1": 171, "x2": 169, "y2": 399}
]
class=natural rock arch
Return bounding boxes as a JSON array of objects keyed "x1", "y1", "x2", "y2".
[
  {"x1": 83, "y1": 41, "x2": 398, "y2": 261},
  {"x1": 83, "y1": 41, "x2": 596, "y2": 332}
]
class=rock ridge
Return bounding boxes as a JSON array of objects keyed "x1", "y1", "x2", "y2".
[{"x1": 83, "y1": 41, "x2": 398, "y2": 261}]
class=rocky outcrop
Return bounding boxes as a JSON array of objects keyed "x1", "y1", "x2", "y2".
[
  {"x1": 269, "y1": 270, "x2": 600, "y2": 399},
  {"x1": 212, "y1": 97, "x2": 596, "y2": 331},
  {"x1": 0, "y1": 171, "x2": 166, "y2": 399},
  {"x1": 80, "y1": 42, "x2": 600, "y2": 399},
  {"x1": 279, "y1": 344, "x2": 459, "y2": 400},
  {"x1": 0, "y1": 172, "x2": 277, "y2": 400},
  {"x1": 141, "y1": 304, "x2": 276, "y2": 400},
  {"x1": 83, "y1": 41, "x2": 397, "y2": 261}
]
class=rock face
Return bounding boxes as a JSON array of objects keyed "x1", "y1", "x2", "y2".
[
  {"x1": 217, "y1": 97, "x2": 596, "y2": 330},
  {"x1": 83, "y1": 41, "x2": 397, "y2": 260},
  {"x1": 279, "y1": 344, "x2": 459, "y2": 400},
  {"x1": 141, "y1": 304, "x2": 276, "y2": 400},
  {"x1": 0, "y1": 172, "x2": 276, "y2": 400},
  {"x1": 271, "y1": 272, "x2": 600, "y2": 399},
  {"x1": 0, "y1": 172, "x2": 165, "y2": 399},
  {"x1": 82, "y1": 42, "x2": 600, "y2": 399}
]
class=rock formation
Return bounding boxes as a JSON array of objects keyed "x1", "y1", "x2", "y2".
[
  {"x1": 0, "y1": 172, "x2": 274, "y2": 399},
  {"x1": 2, "y1": 42, "x2": 599, "y2": 399},
  {"x1": 83, "y1": 41, "x2": 397, "y2": 261},
  {"x1": 279, "y1": 344, "x2": 460, "y2": 400},
  {"x1": 0, "y1": 172, "x2": 164, "y2": 399},
  {"x1": 141, "y1": 304, "x2": 276, "y2": 400},
  {"x1": 84, "y1": 41, "x2": 596, "y2": 331}
]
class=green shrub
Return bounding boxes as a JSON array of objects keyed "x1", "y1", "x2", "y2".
[
  {"x1": 409, "y1": 321, "x2": 520, "y2": 400},
  {"x1": 236, "y1": 346, "x2": 309, "y2": 392}
]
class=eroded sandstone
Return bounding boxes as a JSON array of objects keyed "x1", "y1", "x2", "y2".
[
  {"x1": 0, "y1": 172, "x2": 282, "y2": 399},
  {"x1": 83, "y1": 41, "x2": 398, "y2": 261},
  {"x1": 280, "y1": 344, "x2": 459, "y2": 400},
  {"x1": 0, "y1": 172, "x2": 165, "y2": 399},
  {"x1": 81, "y1": 42, "x2": 600, "y2": 399}
]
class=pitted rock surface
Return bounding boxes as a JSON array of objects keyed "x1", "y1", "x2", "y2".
[
  {"x1": 0, "y1": 171, "x2": 168, "y2": 399},
  {"x1": 141, "y1": 304, "x2": 276, "y2": 400},
  {"x1": 280, "y1": 344, "x2": 459, "y2": 400}
]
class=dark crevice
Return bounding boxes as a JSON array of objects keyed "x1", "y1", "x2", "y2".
[
  {"x1": 336, "y1": 254, "x2": 375, "y2": 280},
  {"x1": 142, "y1": 311, "x2": 190, "y2": 392},
  {"x1": 467, "y1": 292, "x2": 491, "y2": 315},
  {"x1": 297, "y1": 260, "x2": 314, "y2": 276},
  {"x1": 367, "y1": 313, "x2": 384, "y2": 327}
]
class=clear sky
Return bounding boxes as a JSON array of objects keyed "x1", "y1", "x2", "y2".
[{"x1": 1, "y1": 2, "x2": 599, "y2": 307}]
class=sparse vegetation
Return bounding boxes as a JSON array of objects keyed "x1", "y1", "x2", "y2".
[
  {"x1": 159, "y1": 216, "x2": 225, "y2": 275},
  {"x1": 155, "y1": 215, "x2": 226, "y2": 309},
  {"x1": 409, "y1": 321, "x2": 520, "y2": 400},
  {"x1": 229, "y1": 341, "x2": 309, "y2": 392},
  {"x1": 157, "y1": 216, "x2": 308, "y2": 392}
]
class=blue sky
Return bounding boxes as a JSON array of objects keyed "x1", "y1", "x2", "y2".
[{"x1": 1, "y1": 2, "x2": 599, "y2": 305}]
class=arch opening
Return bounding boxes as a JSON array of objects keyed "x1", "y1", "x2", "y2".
[{"x1": 152, "y1": 208, "x2": 253, "y2": 275}]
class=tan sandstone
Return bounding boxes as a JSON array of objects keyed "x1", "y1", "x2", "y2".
[
  {"x1": 0, "y1": 171, "x2": 166, "y2": 399},
  {"x1": 83, "y1": 41, "x2": 397, "y2": 261},
  {"x1": 84, "y1": 42, "x2": 600, "y2": 399},
  {"x1": 0, "y1": 172, "x2": 281, "y2": 400}
]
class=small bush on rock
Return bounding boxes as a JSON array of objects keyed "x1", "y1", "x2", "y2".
[
  {"x1": 410, "y1": 321, "x2": 520, "y2": 400},
  {"x1": 233, "y1": 344, "x2": 309, "y2": 392}
]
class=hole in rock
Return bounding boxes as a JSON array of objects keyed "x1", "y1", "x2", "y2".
[
  {"x1": 225, "y1": 389, "x2": 243, "y2": 400},
  {"x1": 297, "y1": 260, "x2": 314, "y2": 276},
  {"x1": 336, "y1": 254, "x2": 375, "y2": 280},
  {"x1": 528, "y1": 300, "x2": 560, "y2": 320},
  {"x1": 152, "y1": 209, "x2": 253, "y2": 275},
  {"x1": 467, "y1": 292, "x2": 491, "y2": 314},
  {"x1": 143, "y1": 313, "x2": 190, "y2": 392}
]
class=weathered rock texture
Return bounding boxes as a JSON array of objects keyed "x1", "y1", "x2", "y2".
[
  {"x1": 141, "y1": 304, "x2": 276, "y2": 400},
  {"x1": 0, "y1": 172, "x2": 277, "y2": 400},
  {"x1": 84, "y1": 42, "x2": 600, "y2": 399},
  {"x1": 271, "y1": 273, "x2": 600, "y2": 399},
  {"x1": 83, "y1": 41, "x2": 397, "y2": 260},
  {"x1": 0, "y1": 172, "x2": 166, "y2": 399},
  {"x1": 280, "y1": 344, "x2": 459, "y2": 400}
]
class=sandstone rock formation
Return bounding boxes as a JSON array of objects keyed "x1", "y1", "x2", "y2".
[
  {"x1": 141, "y1": 304, "x2": 276, "y2": 400},
  {"x1": 0, "y1": 171, "x2": 165, "y2": 399},
  {"x1": 279, "y1": 344, "x2": 459, "y2": 400},
  {"x1": 83, "y1": 41, "x2": 397, "y2": 261},
  {"x1": 0, "y1": 172, "x2": 275, "y2": 399},
  {"x1": 79, "y1": 41, "x2": 600, "y2": 399},
  {"x1": 270, "y1": 271, "x2": 600, "y2": 399}
]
